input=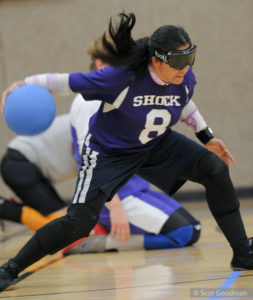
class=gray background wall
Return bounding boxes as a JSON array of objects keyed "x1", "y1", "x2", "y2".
[{"x1": 0, "y1": 0, "x2": 252, "y2": 200}]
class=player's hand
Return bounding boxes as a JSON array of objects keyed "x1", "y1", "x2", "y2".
[
  {"x1": 109, "y1": 204, "x2": 130, "y2": 243},
  {"x1": 1, "y1": 80, "x2": 25, "y2": 116},
  {"x1": 205, "y1": 138, "x2": 235, "y2": 168},
  {"x1": 107, "y1": 194, "x2": 130, "y2": 243}
]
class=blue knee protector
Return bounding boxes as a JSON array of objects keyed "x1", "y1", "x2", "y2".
[{"x1": 144, "y1": 223, "x2": 201, "y2": 250}]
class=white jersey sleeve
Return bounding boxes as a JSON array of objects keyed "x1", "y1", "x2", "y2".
[{"x1": 70, "y1": 94, "x2": 101, "y2": 154}]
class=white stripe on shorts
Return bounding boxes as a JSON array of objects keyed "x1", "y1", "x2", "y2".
[
  {"x1": 72, "y1": 134, "x2": 98, "y2": 204},
  {"x1": 121, "y1": 195, "x2": 169, "y2": 234}
]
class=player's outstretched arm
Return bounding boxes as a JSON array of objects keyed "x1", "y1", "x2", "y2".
[{"x1": 1, "y1": 73, "x2": 72, "y2": 116}]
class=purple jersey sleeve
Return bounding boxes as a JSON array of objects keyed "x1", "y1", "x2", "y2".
[
  {"x1": 183, "y1": 67, "x2": 196, "y2": 99},
  {"x1": 69, "y1": 66, "x2": 131, "y2": 103}
]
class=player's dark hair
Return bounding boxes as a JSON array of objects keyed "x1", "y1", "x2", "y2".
[{"x1": 100, "y1": 12, "x2": 192, "y2": 75}]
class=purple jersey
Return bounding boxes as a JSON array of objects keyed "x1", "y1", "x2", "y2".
[
  {"x1": 117, "y1": 174, "x2": 150, "y2": 199},
  {"x1": 69, "y1": 66, "x2": 196, "y2": 154},
  {"x1": 70, "y1": 95, "x2": 151, "y2": 200}
]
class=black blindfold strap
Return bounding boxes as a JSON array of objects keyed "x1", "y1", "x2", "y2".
[{"x1": 154, "y1": 44, "x2": 197, "y2": 62}]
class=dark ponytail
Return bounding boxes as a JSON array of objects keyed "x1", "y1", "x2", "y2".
[
  {"x1": 100, "y1": 13, "x2": 150, "y2": 75},
  {"x1": 99, "y1": 12, "x2": 192, "y2": 75}
]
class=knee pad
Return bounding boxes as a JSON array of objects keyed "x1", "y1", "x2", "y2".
[
  {"x1": 192, "y1": 151, "x2": 239, "y2": 215},
  {"x1": 160, "y1": 209, "x2": 202, "y2": 247},
  {"x1": 166, "y1": 224, "x2": 199, "y2": 247},
  {"x1": 67, "y1": 203, "x2": 99, "y2": 236},
  {"x1": 144, "y1": 223, "x2": 201, "y2": 249},
  {"x1": 186, "y1": 221, "x2": 201, "y2": 246},
  {"x1": 36, "y1": 204, "x2": 99, "y2": 254},
  {"x1": 196, "y1": 151, "x2": 229, "y2": 186},
  {"x1": 180, "y1": 150, "x2": 230, "y2": 189}
]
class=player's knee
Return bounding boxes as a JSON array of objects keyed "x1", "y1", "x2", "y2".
[
  {"x1": 166, "y1": 223, "x2": 201, "y2": 247},
  {"x1": 197, "y1": 152, "x2": 229, "y2": 186},
  {"x1": 144, "y1": 223, "x2": 201, "y2": 250},
  {"x1": 35, "y1": 215, "x2": 78, "y2": 254},
  {"x1": 35, "y1": 204, "x2": 100, "y2": 254},
  {"x1": 67, "y1": 203, "x2": 99, "y2": 237},
  {"x1": 197, "y1": 152, "x2": 239, "y2": 214},
  {"x1": 186, "y1": 221, "x2": 201, "y2": 245},
  {"x1": 160, "y1": 211, "x2": 202, "y2": 247}
]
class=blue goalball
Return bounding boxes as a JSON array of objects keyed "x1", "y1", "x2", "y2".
[{"x1": 4, "y1": 85, "x2": 56, "y2": 136}]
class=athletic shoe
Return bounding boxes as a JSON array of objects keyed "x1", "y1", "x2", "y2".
[
  {"x1": 0, "y1": 259, "x2": 21, "y2": 292},
  {"x1": 231, "y1": 238, "x2": 253, "y2": 270},
  {"x1": 0, "y1": 196, "x2": 17, "y2": 205},
  {"x1": 62, "y1": 224, "x2": 108, "y2": 256}
]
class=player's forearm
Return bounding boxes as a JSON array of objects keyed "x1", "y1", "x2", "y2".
[
  {"x1": 105, "y1": 194, "x2": 122, "y2": 209},
  {"x1": 181, "y1": 100, "x2": 215, "y2": 144},
  {"x1": 25, "y1": 73, "x2": 72, "y2": 95},
  {"x1": 180, "y1": 99, "x2": 207, "y2": 132}
]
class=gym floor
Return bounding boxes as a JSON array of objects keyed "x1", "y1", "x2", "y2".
[{"x1": 0, "y1": 199, "x2": 253, "y2": 300}]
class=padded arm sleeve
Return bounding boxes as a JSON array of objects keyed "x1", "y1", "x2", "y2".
[
  {"x1": 25, "y1": 73, "x2": 72, "y2": 95},
  {"x1": 180, "y1": 99, "x2": 207, "y2": 133}
]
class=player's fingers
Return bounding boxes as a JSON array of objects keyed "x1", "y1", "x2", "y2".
[
  {"x1": 2, "y1": 81, "x2": 25, "y2": 101},
  {"x1": 220, "y1": 144, "x2": 235, "y2": 164},
  {"x1": 115, "y1": 226, "x2": 128, "y2": 243},
  {"x1": 118, "y1": 227, "x2": 125, "y2": 241},
  {"x1": 123, "y1": 233, "x2": 130, "y2": 242},
  {"x1": 110, "y1": 225, "x2": 116, "y2": 237},
  {"x1": 224, "y1": 150, "x2": 236, "y2": 163},
  {"x1": 115, "y1": 229, "x2": 122, "y2": 242},
  {"x1": 1, "y1": 90, "x2": 8, "y2": 116},
  {"x1": 222, "y1": 155, "x2": 232, "y2": 168},
  {"x1": 112, "y1": 225, "x2": 124, "y2": 241},
  {"x1": 1, "y1": 83, "x2": 21, "y2": 116},
  {"x1": 217, "y1": 142, "x2": 235, "y2": 165},
  {"x1": 125, "y1": 226, "x2": 130, "y2": 239},
  {"x1": 0, "y1": 104, "x2": 3, "y2": 116},
  {"x1": 122, "y1": 226, "x2": 130, "y2": 242}
]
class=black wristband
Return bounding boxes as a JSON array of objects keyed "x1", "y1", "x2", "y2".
[{"x1": 195, "y1": 127, "x2": 214, "y2": 144}]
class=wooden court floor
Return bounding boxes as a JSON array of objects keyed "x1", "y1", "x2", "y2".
[{"x1": 0, "y1": 199, "x2": 253, "y2": 300}]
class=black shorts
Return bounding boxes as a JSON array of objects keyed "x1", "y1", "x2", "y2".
[{"x1": 72, "y1": 130, "x2": 206, "y2": 204}]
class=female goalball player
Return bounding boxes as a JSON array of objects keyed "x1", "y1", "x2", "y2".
[{"x1": 0, "y1": 12, "x2": 252, "y2": 292}]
